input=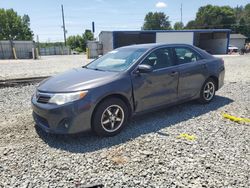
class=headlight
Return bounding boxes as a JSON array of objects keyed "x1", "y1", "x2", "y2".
[{"x1": 48, "y1": 91, "x2": 88, "y2": 105}]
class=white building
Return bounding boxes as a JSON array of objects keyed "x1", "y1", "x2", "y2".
[{"x1": 230, "y1": 34, "x2": 247, "y2": 49}]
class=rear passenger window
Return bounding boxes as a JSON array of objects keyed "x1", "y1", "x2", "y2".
[{"x1": 174, "y1": 47, "x2": 202, "y2": 64}]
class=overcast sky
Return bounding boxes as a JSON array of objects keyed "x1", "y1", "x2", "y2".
[{"x1": 1, "y1": 0, "x2": 249, "y2": 42}]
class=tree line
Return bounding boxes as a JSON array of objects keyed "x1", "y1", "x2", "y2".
[{"x1": 143, "y1": 4, "x2": 250, "y2": 39}]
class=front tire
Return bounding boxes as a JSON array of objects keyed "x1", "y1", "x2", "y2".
[
  {"x1": 198, "y1": 78, "x2": 216, "y2": 104},
  {"x1": 92, "y1": 98, "x2": 129, "y2": 137}
]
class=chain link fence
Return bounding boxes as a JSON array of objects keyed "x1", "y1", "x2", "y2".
[{"x1": 39, "y1": 46, "x2": 71, "y2": 56}]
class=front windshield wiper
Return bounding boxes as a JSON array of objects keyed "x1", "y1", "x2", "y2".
[
  {"x1": 83, "y1": 66, "x2": 118, "y2": 72},
  {"x1": 83, "y1": 66, "x2": 106, "y2": 71},
  {"x1": 93, "y1": 68, "x2": 106, "y2": 71}
]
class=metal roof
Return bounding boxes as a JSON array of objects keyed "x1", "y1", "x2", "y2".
[
  {"x1": 230, "y1": 34, "x2": 247, "y2": 39},
  {"x1": 100, "y1": 29, "x2": 231, "y2": 34}
]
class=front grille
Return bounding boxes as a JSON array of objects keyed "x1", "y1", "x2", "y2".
[
  {"x1": 36, "y1": 91, "x2": 52, "y2": 104},
  {"x1": 37, "y1": 95, "x2": 51, "y2": 103}
]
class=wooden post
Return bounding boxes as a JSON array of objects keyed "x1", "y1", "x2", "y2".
[
  {"x1": 32, "y1": 48, "x2": 35, "y2": 59},
  {"x1": 35, "y1": 48, "x2": 39, "y2": 59},
  {"x1": 10, "y1": 40, "x2": 17, "y2": 59},
  {"x1": 12, "y1": 47, "x2": 17, "y2": 59},
  {"x1": 86, "y1": 48, "x2": 90, "y2": 59}
]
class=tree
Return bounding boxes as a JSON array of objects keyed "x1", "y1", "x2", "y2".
[
  {"x1": 82, "y1": 29, "x2": 94, "y2": 51},
  {"x1": 234, "y1": 5, "x2": 244, "y2": 21},
  {"x1": 236, "y1": 4, "x2": 250, "y2": 38},
  {"x1": 66, "y1": 30, "x2": 94, "y2": 52},
  {"x1": 184, "y1": 5, "x2": 236, "y2": 29},
  {"x1": 67, "y1": 35, "x2": 84, "y2": 52},
  {"x1": 21, "y1": 14, "x2": 33, "y2": 40},
  {"x1": 173, "y1": 22, "x2": 184, "y2": 30},
  {"x1": 230, "y1": 4, "x2": 250, "y2": 39},
  {"x1": 185, "y1": 20, "x2": 197, "y2": 29},
  {"x1": 195, "y1": 5, "x2": 236, "y2": 29},
  {"x1": 0, "y1": 8, "x2": 33, "y2": 40},
  {"x1": 83, "y1": 29, "x2": 94, "y2": 41},
  {"x1": 142, "y1": 12, "x2": 172, "y2": 30},
  {"x1": 244, "y1": 3, "x2": 250, "y2": 22},
  {"x1": 236, "y1": 18, "x2": 248, "y2": 35},
  {"x1": 194, "y1": 5, "x2": 236, "y2": 29}
]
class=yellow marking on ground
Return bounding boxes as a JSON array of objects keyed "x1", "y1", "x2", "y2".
[
  {"x1": 177, "y1": 133, "x2": 197, "y2": 141},
  {"x1": 222, "y1": 113, "x2": 250, "y2": 124}
]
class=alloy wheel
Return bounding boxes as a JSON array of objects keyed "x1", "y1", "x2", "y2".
[
  {"x1": 101, "y1": 105, "x2": 124, "y2": 133},
  {"x1": 203, "y1": 81, "x2": 215, "y2": 101}
]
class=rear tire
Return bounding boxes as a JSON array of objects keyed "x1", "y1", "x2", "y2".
[
  {"x1": 92, "y1": 98, "x2": 129, "y2": 137},
  {"x1": 198, "y1": 78, "x2": 216, "y2": 104}
]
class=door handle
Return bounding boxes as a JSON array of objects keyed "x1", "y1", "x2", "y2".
[
  {"x1": 170, "y1": 71, "x2": 178, "y2": 76},
  {"x1": 202, "y1": 64, "x2": 207, "y2": 68}
]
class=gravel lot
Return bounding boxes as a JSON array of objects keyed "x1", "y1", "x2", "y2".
[
  {"x1": 0, "y1": 55, "x2": 249, "y2": 187},
  {"x1": 0, "y1": 55, "x2": 91, "y2": 80}
]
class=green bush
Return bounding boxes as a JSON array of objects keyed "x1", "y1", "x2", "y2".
[{"x1": 74, "y1": 47, "x2": 83, "y2": 53}]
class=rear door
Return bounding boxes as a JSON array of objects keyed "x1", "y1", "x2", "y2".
[
  {"x1": 131, "y1": 47, "x2": 179, "y2": 112},
  {"x1": 173, "y1": 46, "x2": 208, "y2": 99}
]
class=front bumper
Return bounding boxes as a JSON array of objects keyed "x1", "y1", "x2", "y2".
[{"x1": 31, "y1": 95, "x2": 93, "y2": 134}]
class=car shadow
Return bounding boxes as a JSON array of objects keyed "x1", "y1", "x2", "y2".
[{"x1": 36, "y1": 95, "x2": 233, "y2": 153}]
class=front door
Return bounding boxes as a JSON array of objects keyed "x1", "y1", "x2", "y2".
[{"x1": 131, "y1": 47, "x2": 179, "y2": 112}]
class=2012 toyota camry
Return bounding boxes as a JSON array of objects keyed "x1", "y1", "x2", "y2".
[{"x1": 32, "y1": 43, "x2": 225, "y2": 136}]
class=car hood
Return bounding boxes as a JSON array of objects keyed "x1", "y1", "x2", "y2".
[{"x1": 38, "y1": 68, "x2": 119, "y2": 92}]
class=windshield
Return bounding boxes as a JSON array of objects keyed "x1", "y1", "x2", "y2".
[{"x1": 86, "y1": 48, "x2": 147, "y2": 72}]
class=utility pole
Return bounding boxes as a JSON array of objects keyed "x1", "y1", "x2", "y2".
[
  {"x1": 36, "y1": 35, "x2": 39, "y2": 48},
  {"x1": 236, "y1": 5, "x2": 239, "y2": 22},
  {"x1": 61, "y1": 4, "x2": 67, "y2": 46},
  {"x1": 180, "y1": 3, "x2": 183, "y2": 24}
]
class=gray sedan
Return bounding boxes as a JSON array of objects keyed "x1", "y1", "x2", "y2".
[{"x1": 32, "y1": 43, "x2": 225, "y2": 136}]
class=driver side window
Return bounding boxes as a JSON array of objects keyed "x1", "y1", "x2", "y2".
[{"x1": 141, "y1": 48, "x2": 174, "y2": 70}]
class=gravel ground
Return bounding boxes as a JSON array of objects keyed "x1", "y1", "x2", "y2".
[
  {"x1": 0, "y1": 55, "x2": 249, "y2": 187},
  {"x1": 0, "y1": 55, "x2": 91, "y2": 80}
]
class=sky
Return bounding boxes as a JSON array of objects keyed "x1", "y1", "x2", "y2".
[{"x1": 1, "y1": 0, "x2": 249, "y2": 42}]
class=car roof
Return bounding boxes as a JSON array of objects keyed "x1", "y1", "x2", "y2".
[
  {"x1": 119, "y1": 43, "x2": 195, "y2": 50},
  {"x1": 117, "y1": 43, "x2": 214, "y2": 59}
]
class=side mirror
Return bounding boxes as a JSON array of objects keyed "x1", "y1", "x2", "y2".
[{"x1": 137, "y1": 64, "x2": 153, "y2": 73}]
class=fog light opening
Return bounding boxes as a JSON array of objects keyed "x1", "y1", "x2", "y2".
[
  {"x1": 59, "y1": 118, "x2": 72, "y2": 130},
  {"x1": 64, "y1": 122, "x2": 69, "y2": 128}
]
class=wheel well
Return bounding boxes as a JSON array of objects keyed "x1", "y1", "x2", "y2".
[
  {"x1": 208, "y1": 76, "x2": 219, "y2": 90},
  {"x1": 91, "y1": 94, "x2": 132, "y2": 127}
]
